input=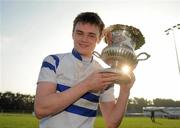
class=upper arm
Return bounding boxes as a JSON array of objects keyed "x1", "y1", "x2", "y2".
[
  {"x1": 99, "y1": 85, "x2": 116, "y2": 121},
  {"x1": 34, "y1": 82, "x2": 57, "y2": 109},
  {"x1": 99, "y1": 101, "x2": 115, "y2": 122},
  {"x1": 34, "y1": 82, "x2": 57, "y2": 118},
  {"x1": 35, "y1": 82, "x2": 57, "y2": 98}
]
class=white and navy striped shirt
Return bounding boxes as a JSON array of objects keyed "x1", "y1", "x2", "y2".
[{"x1": 37, "y1": 49, "x2": 115, "y2": 128}]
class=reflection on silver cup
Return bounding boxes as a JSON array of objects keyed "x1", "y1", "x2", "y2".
[{"x1": 93, "y1": 24, "x2": 150, "y2": 84}]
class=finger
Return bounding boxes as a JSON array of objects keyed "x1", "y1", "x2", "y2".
[
  {"x1": 101, "y1": 76, "x2": 117, "y2": 83},
  {"x1": 100, "y1": 72, "x2": 119, "y2": 78}
]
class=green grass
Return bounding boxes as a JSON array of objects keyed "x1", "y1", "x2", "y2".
[
  {"x1": 121, "y1": 117, "x2": 180, "y2": 128},
  {"x1": 0, "y1": 113, "x2": 39, "y2": 128},
  {"x1": 0, "y1": 113, "x2": 180, "y2": 128},
  {"x1": 94, "y1": 116, "x2": 180, "y2": 128}
]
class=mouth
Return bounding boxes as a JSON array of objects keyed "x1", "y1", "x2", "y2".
[{"x1": 79, "y1": 43, "x2": 89, "y2": 48}]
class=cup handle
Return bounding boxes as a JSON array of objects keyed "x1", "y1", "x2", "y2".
[
  {"x1": 93, "y1": 51, "x2": 101, "y2": 58},
  {"x1": 136, "y1": 52, "x2": 150, "y2": 61}
]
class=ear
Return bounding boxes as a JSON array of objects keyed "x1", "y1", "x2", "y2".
[{"x1": 97, "y1": 29, "x2": 105, "y2": 44}]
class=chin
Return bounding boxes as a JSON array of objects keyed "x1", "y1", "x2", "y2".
[{"x1": 80, "y1": 51, "x2": 91, "y2": 57}]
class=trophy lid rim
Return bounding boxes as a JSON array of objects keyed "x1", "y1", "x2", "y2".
[{"x1": 104, "y1": 24, "x2": 145, "y2": 50}]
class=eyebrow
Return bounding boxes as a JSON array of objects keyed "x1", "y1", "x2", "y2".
[
  {"x1": 88, "y1": 32, "x2": 96, "y2": 36},
  {"x1": 75, "y1": 29, "x2": 97, "y2": 36}
]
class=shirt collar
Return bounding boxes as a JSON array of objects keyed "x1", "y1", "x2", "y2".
[{"x1": 72, "y1": 48, "x2": 93, "y2": 62}]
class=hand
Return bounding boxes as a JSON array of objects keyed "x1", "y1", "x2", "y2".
[
  {"x1": 119, "y1": 72, "x2": 135, "y2": 93},
  {"x1": 82, "y1": 71, "x2": 120, "y2": 92}
]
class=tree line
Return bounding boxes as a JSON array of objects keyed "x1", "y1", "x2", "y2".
[
  {"x1": 0, "y1": 91, "x2": 180, "y2": 113},
  {"x1": 0, "y1": 91, "x2": 34, "y2": 113},
  {"x1": 127, "y1": 97, "x2": 180, "y2": 113}
]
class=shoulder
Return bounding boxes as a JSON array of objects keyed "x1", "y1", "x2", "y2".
[
  {"x1": 42, "y1": 52, "x2": 71, "y2": 69},
  {"x1": 43, "y1": 53, "x2": 71, "y2": 62}
]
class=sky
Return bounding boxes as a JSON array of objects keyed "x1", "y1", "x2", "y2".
[{"x1": 1, "y1": 0, "x2": 180, "y2": 100}]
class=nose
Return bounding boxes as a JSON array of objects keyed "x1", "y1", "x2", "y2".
[{"x1": 81, "y1": 35, "x2": 89, "y2": 42}]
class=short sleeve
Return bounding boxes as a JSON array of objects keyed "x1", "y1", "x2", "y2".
[
  {"x1": 99, "y1": 85, "x2": 115, "y2": 102},
  {"x1": 37, "y1": 55, "x2": 60, "y2": 84}
]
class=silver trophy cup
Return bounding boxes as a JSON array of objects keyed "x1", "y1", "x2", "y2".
[{"x1": 93, "y1": 24, "x2": 150, "y2": 84}]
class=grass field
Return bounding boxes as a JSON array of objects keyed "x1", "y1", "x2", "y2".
[
  {"x1": 94, "y1": 116, "x2": 180, "y2": 128},
  {"x1": 0, "y1": 113, "x2": 180, "y2": 128}
]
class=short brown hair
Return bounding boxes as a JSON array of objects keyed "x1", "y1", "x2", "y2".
[{"x1": 73, "y1": 12, "x2": 105, "y2": 36}]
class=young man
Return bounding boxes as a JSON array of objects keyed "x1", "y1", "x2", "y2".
[{"x1": 34, "y1": 12, "x2": 135, "y2": 128}]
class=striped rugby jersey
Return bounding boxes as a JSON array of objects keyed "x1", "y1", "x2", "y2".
[{"x1": 37, "y1": 48, "x2": 115, "y2": 128}]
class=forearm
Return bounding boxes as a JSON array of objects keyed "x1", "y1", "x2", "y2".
[
  {"x1": 34, "y1": 81, "x2": 90, "y2": 119},
  {"x1": 108, "y1": 90, "x2": 130, "y2": 128}
]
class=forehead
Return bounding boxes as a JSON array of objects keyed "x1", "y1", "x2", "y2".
[{"x1": 74, "y1": 22, "x2": 100, "y2": 34}]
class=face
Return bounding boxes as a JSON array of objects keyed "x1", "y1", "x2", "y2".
[{"x1": 72, "y1": 22, "x2": 101, "y2": 58}]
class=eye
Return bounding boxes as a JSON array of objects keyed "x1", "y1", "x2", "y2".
[
  {"x1": 75, "y1": 30, "x2": 83, "y2": 36},
  {"x1": 88, "y1": 33, "x2": 96, "y2": 38},
  {"x1": 76, "y1": 31, "x2": 83, "y2": 35}
]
